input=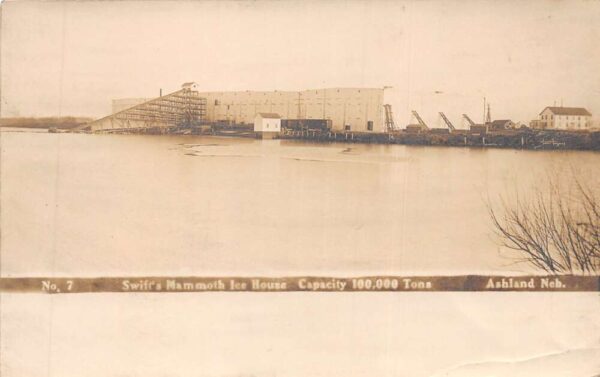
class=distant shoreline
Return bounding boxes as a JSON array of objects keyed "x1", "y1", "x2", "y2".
[
  {"x1": 3, "y1": 120, "x2": 600, "y2": 152},
  {"x1": 0, "y1": 117, "x2": 93, "y2": 130},
  {"x1": 69, "y1": 125, "x2": 600, "y2": 152}
]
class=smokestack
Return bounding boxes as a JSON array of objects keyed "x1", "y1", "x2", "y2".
[
  {"x1": 160, "y1": 88, "x2": 162, "y2": 97},
  {"x1": 481, "y1": 97, "x2": 485, "y2": 125}
]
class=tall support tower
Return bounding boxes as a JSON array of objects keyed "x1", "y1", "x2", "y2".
[
  {"x1": 384, "y1": 104, "x2": 396, "y2": 132},
  {"x1": 81, "y1": 82, "x2": 207, "y2": 132}
]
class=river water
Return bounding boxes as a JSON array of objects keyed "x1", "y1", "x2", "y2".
[
  {"x1": 2, "y1": 128, "x2": 599, "y2": 276},
  {"x1": 2, "y1": 128, "x2": 600, "y2": 377}
]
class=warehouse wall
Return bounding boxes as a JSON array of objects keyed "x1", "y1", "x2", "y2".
[
  {"x1": 299, "y1": 88, "x2": 384, "y2": 132},
  {"x1": 202, "y1": 91, "x2": 299, "y2": 125},
  {"x1": 112, "y1": 88, "x2": 384, "y2": 132}
]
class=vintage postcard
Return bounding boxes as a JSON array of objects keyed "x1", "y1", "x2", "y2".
[{"x1": 1, "y1": 0, "x2": 599, "y2": 376}]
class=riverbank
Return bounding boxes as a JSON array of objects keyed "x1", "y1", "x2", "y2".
[
  {"x1": 279, "y1": 128, "x2": 600, "y2": 151},
  {"x1": 88, "y1": 125, "x2": 600, "y2": 151}
]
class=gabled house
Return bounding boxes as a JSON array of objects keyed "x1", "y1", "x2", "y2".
[{"x1": 536, "y1": 107, "x2": 592, "y2": 130}]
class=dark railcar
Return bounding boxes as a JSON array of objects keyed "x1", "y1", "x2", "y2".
[{"x1": 282, "y1": 119, "x2": 332, "y2": 131}]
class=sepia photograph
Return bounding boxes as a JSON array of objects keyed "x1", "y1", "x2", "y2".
[{"x1": 1, "y1": 0, "x2": 599, "y2": 376}]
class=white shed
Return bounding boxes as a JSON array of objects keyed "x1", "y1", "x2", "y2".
[{"x1": 254, "y1": 113, "x2": 281, "y2": 138}]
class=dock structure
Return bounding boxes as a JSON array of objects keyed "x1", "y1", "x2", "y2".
[
  {"x1": 279, "y1": 128, "x2": 600, "y2": 151},
  {"x1": 77, "y1": 83, "x2": 207, "y2": 133}
]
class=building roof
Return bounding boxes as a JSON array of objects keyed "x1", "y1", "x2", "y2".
[
  {"x1": 541, "y1": 107, "x2": 591, "y2": 116},
  {"x1": 181, "y1": 82, "x2": 197, "y2": 87},
  {"x1": 257, "y1": 113, "x2": 281, "y2": 119},
  {"x1": 489, "y1": 119, "x2": 512, "y2": 128}
]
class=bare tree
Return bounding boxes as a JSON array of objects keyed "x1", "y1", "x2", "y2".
[{"x1": 489, "y1": 177, "x2": 600, "y2": 275}]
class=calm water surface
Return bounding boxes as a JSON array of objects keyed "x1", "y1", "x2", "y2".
[
  {"x1": 2, "y1": 129, "x2": 599, "y2": 276},
  {"x1": 2, "y1": 129, "x2": 600, "y2": 377}
]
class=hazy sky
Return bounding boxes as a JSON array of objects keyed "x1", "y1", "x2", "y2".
[{"x1": 1, "y1": 0, "x2": 599, "y2": 126}]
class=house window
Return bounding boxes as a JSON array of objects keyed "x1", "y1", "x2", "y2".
[{"x1": 367, "y1": 121, "x2": 373, "y2": 131}]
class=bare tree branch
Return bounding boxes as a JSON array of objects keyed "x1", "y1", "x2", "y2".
[{"x1": 487, "y1": 174, "x2": 600, "y2": 275}]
